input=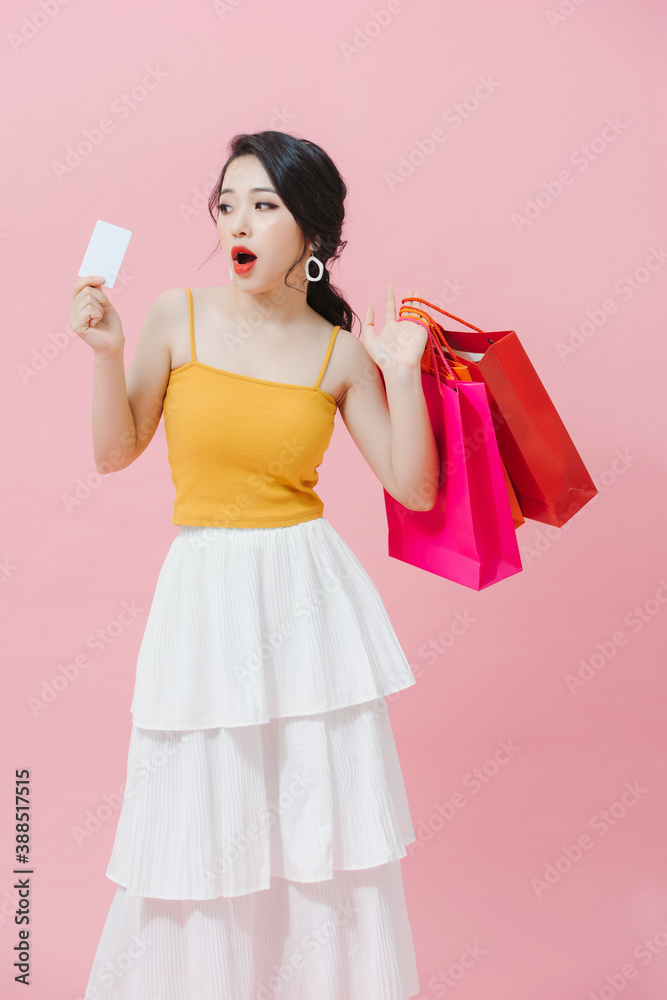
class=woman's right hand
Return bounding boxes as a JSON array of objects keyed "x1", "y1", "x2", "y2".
[{"x1": 69, "y1": 275, "x2": 124, "y2": 356}]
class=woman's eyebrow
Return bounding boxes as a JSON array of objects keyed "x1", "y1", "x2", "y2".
[{"x1": 219, "y1": 186, "x2": 278, "y2": 195}]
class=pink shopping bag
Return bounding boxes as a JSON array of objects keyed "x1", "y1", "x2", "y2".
[{"x1": 381, "y1": 318, "x2": 523, "y2": 590}]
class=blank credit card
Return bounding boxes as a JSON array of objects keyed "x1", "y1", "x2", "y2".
[{"x1": 78, "y1": 220, "x2": 132, "y2": 288}]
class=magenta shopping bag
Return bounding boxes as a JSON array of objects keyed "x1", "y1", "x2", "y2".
[{"x1": 382, "y1": 320, "x2": 523, "y2": 590}]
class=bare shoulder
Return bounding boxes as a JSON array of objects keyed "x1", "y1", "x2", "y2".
[
  {"x1": 334, "y1": 326, "x2": 366, "y2": 361},
  {"x1": 137, "y1": 286, "x2": 189, "y2": 344},
  {"x1": 142, "y1": 286, "x2": 192, "y2": 368},
  {"x1": 333, "y1": 327, "x2": 379, "y2": 399},
  {"x1": 148, "y1": 286, "x2": 189, "y2": 323},
  {"x1": 126, "y1": 287, "x2": 189, "y2": 377}
]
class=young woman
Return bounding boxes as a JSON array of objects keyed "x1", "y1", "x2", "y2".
[{"x1": 72, "y1": 129, "x2": 439, "y2": 1000}]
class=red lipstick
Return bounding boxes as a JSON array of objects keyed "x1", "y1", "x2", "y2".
[{"x1": 231, "y1": 244, "x2": 257, "y2": 275}]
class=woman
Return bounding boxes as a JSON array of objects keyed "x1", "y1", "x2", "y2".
[{"x1": 72, "y1": 129, "x2": 439, "y2": 1000}]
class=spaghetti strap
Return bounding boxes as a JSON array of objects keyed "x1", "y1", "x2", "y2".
[
  {"x1": 184, "y1": 287, "x2": 197, "y2": 362},
  {"x1": 314, "y1": 325, "x2": 340, "y2": 388}
]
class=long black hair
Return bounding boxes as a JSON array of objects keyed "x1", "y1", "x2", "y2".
[{"x1": 203, "y1": 131, "x2": 358, "y2": 334}]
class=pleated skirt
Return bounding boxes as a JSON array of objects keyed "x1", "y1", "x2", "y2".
[{"x1": 84, "y1": 516, "x2": 420, "y2": 1000}]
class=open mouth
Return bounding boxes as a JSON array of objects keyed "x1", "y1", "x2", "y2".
[{"x1": 232, "y1": 247, "x2": 258, "y2": 275}]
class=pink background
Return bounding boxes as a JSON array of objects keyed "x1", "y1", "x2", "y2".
[{"x1": 2, "y1": 0, "x2": 667, "y2": 997}]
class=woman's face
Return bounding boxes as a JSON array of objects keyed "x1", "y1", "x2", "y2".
[{"x1": 217, "y1": 154, "x2": 310, "y2": 293}]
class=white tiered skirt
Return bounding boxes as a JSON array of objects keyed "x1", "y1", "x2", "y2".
[{"x1": 84, "y1": 517, "x2": 420, "y2": 1000}]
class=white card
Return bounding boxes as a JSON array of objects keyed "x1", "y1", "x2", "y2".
[{"x1": 78, "y1": 220, "x2": 132, "y2": 288}]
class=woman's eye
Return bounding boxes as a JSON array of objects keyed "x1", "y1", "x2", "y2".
[{"x1": 217, "y1": 202, "x2": 277, "y2": 214}]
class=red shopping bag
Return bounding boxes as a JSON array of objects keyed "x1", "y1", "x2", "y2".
[
  {"x1": 380, "y1": 318, "x2": 523, "y2": 590},
  {"x1": 401, "y1": 297, "x2": 598, "y2": 527}
]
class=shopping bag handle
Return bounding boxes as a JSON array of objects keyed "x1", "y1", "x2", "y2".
[
  {"x1": 400, "y1": 295, "x2": 486, "y2": 334},
  {"x1": 399, "y1": 304, "x2": 465, "y2": 364},
  {"x1": 397, "y1": 313, "x2": 455, "y2": 398}
]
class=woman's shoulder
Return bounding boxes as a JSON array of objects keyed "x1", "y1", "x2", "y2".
[
  {"x1": 146, "y1": 284, "x2": 219, "y2": 336},
  {"x1": 148, "y1": 285, "x2": 192, "y2": 322},
  {"x1": 151, "y1": 284, "x2": 218, "y2": 310},
  {"x1": 333, "y1": 325, "x2": 367, "y2": 364}
]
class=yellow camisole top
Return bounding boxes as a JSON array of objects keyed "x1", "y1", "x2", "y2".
[{"x1": 162, "y1": 287, "x2": 341, "y2": 528}]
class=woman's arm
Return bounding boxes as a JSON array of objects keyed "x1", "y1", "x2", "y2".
[
  {"x1": 69, "y1": 279, "x2": 179, "y2": 474},
  {"x1": 337, "y1": 286, "x2": 440, "y2": 511},
  {"x1": 90, "y1": 346, "x2": 136, "y2": 473}
]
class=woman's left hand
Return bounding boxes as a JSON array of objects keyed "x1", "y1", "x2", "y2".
[{"x1": 360, "y1": 284, "x2": 427, "y2": 371}]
